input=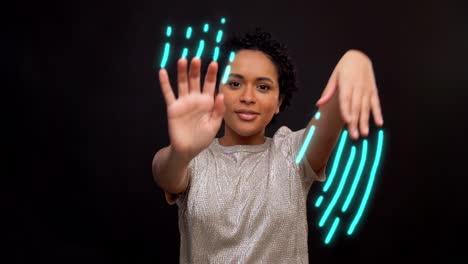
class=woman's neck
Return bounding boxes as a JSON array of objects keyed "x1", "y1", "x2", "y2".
[{"x1": 218, "y1": 126, "x2": 266, "y2": 146}]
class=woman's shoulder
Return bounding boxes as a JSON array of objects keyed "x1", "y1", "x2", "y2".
[
  {"x1": 274, "y1": 126, "x2": 294, "y2": 136},
  {"x1": 271, "y1": 126, "x2": 309, "y2": 159},
  {"x1": 272, "y1": 126, "x2": 305, "y2": 142}
]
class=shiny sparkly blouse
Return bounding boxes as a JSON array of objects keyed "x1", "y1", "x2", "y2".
[{"x1": 174, "y1": 126, "x2": 326, "y2": 263}]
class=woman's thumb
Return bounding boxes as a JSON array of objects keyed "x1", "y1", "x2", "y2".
[
  {"x1": 316, "y1": 69, "x2": 338, "y2": 106},
  {"x1": 211, "y1": 93, "x2": 225, "y2": 120}
]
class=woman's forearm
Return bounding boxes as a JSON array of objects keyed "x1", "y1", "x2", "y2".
[
  {"x1": 152, "y1": 145, "x2": 192, "y2": 194},
  {"x1": 305, "y1": 90, "x2": 345, "y2": 172}
]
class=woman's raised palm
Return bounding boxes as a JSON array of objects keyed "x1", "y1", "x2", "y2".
[{"x1": 158, "y1": 58, "x2": 225, "y2": 160}]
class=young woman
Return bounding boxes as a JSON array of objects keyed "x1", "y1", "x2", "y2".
[{"x1": 152, "y1": 30, "x2": 383, "y2": 262}]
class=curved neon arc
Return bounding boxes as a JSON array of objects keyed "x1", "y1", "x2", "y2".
[
  {"x1": 160, "y1": 42, "x2": 170, "y2": 68},
  {"x1": 347, "y1": 130, "x2": 384, "y2": 235},
  {"x1": 213, "y1": 46, "x2": 220, "y2": 61},
  {"x1": 342, "y1": 140, "x2": 368, "y2": 212},
  {"x1": 315, "y1": 195, "x2": 324, "y2": 208},
  {"x1": 216, "y1": 30, "x2": 223, "y2": 43},
  {"x1": 195, "y1": 40, "x2": 205, "y2": 58},
  {"x1": 295, "y1": 126, "x2": 316, "y2": 164},
  {"x1": 221, "y1": 65, "x2": 231, "y2": 84},
  {"x1": 323, "y1": 130, "x2": 348, "y2": 192},
  {"x1": 325, "y1": 217, "x2": 340, "y2": 244},
  {"x1": 185, "y1": 26, "x2": 192, "y2": 39},
  {"x1": 319, "y1": 146, "x2": 356, "y2": 227}
]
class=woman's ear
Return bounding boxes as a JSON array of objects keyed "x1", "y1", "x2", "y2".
[{"x1": 276, "y1": 95, "x2": 284, "y2": 114}]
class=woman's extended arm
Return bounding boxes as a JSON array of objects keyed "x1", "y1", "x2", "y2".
[
  {"x1": 304, "y1": 50, "x2": 384, "y2": 173},
  {"x1": 152, "y1": 58, "x2": 225, "y2": 196}
]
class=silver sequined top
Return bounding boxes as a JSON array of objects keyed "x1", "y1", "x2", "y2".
[{"x1": 174, "y1": 126, "x2": 326, "y2": 263}]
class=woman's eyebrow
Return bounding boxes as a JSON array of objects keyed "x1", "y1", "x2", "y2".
[
  {"x1": 229, "y1": 73, "x2": 244, "y2": 79},
  {"x1": 256, "y1": 77, "x2": 274, "y2": 84},
  {"x1": 229, "y1": 73, "x2": 275, "y2": 84}
]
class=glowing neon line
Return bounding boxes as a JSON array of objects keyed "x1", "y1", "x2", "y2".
[
  {"x1": 325, "y1": 217, "x2": 340, "y2": 244},
  {"x1": 166, "y1": 26, "x2": 172, "y2": 37},
  {"x1": 323, "y1": 131, "x2": 348, "y2": 192},
  {"x1": 229, "y1": 51, "x2": 235, "y2": 62},
  {"x1": 160, "y1": 42, "x2": 170, "y2": 68},
  {"x1": 216, "y1": 30, "x2": 223, "y2": 43},
  {"x1": 221, "y1": 65, "x2": 231, "y2": 84},
  {"x1": 315, "y1": 195, "x2": 324, "y2": 208},
  {"x1": 213, "y1": 46, "x2": 220, "y2": 61},
  {"x1": 315, "y1": 111, "x2": 321, "y2": 120},
  {"x1": 195, "y1": 40, "x2": 205, "y2": 58},
  {"x1": 347, "y1": 130, "x2": 384, "y2": 235},
  {"x1": 295, "y1": 126, "x2": 316, "y2": 164},
  {"x1": 186, "y1": 26, "x2": 192, "y2": 39},
  {"x1": 203, "y1": 23, "x2": 209, "y2": 32},
  {"x1": 342, "y1": 140, "x2": 368, "y2": 212},
  {"x1": 221, "y1": 17, "x2": 226, "y2": 24},
  {"x1": 181, "y1": 48, "x2": 188, "y2": 59},
  {"x1": 319, "y1": 146, "x2": 356, "y2": 227}
]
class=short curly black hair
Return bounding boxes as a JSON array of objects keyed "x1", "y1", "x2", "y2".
[{"x1": 218, "y1": 28, "x2": 298, "y2": 125}]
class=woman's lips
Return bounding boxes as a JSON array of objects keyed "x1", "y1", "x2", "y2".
[{"x1": 236, "y1": 112, "x2": 258, "y2": 121}]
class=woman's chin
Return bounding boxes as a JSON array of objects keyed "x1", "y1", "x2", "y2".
[
  {"x1": 236, "y1": 129, "x2": 257, "y2": 137},
  {"x1": 227, "y1": 122, "x2": 262, "y2": 137}
]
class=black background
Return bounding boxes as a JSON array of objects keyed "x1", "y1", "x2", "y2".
[{"x1": 8, "y1": 0, "x2": 468, "y2": 263}]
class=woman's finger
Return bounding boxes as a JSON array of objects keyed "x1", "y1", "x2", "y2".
[
  {"x1": 203, "y1": 61, "x2": 218, "y2": 97},
  {"x1": 370, "y1": 91, "x2": 384, "y2": 126},
  {"x1": 359, "y1": 93, "x2": 371, "y2": 137},
  {"x1": 349, "y1": 84, "x2": 363, "y2": 139},
  {"x1": 177, "y1": 58, "x2": 189, "y2": 97},
  {"x1": 338, "y1": 79, "x2": 352, "y2": 124},
  {"x1": 159, "y1": 69, "x2": 175, "y2": 105},
  {"x1": 188, "y1": 58, "x2": 201, "y2": 94}
]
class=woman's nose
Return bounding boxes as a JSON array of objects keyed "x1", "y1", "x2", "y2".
[{"x1": 240, "y1": 86, "x2": 256, "y2": 104}]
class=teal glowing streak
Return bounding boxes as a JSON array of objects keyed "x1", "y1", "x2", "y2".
[
  {"x1": 342, "y1": 140, "x2": 368, "y2": 212},
  {"x1": 295, "y1": 126, "x2": 316, "y2": 164},
  {"x1": 221, "y1": 65, "x2": 231, "y2": 84},
  {"x1": 323, "y1": 131, "x2": 348, "y2": 192},
  {"x1": 216, "y1": 30, "x2": 223, "y2": 43},
  {"x1": 319, "y1": 146, "x2": 356, "y2": 227},
  {"x1": 347, "y1": 130, "x2": 384, "y2": 235},
  {"x1": 315, "y1": 195, "x2": 324, "y2": 208},
  {"x1": 315, "y1": 111, "x2": 321, "y2": 120},
  {"x1": 203, "y1": 23, "x2": 209, "y2": 32},
  {"x1": 166, "y1": 26, "x2": 172, "y2": 37},
  {"x1": 221, "y1": 17, "x2": 226, "y2": 24},
  {"x1": 213, "y1": 46, "x2": 220, "y2": 61},
  {"x1": 229, "y1": 51, "x2": 235, "y2": 62},
  {"x1": 186, "y1": 27, "x2": 192, "y2": 39},
  {"x1": 195, "y1": 40, "x2": 205, "y2": 58},
  {"x1": 325, "y1": 217, "x2": 340, "y2": 244},
  {"x1": 160, "y1": 42, "x2": 170, "y2": 68},
  {"x1": 181, "y1": 48, "x2": 188, "y2": 59}
]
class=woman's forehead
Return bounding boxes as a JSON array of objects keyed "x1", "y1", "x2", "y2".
[{"x1": 229, "y1": 50, "x2": 278, "y2": 81}]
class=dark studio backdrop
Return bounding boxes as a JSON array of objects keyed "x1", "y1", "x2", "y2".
[{"x1": 8, "y1": 0, "x2": 468, "y2": 263}]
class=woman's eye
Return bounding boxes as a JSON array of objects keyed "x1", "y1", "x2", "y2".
[
  {"x1": 258, "y1": 84, "x2": 270, "y2": 91},
  {"x1": 228, "y1": 81, "x2": 240, "y2": 88}
]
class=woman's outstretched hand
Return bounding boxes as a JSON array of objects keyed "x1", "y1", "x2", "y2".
[
  {"x1": 316, "y1": 50, "x2": 384, "y2": 140},
  {"x1": 159, "y1": 58, "x2": 225, "y2": 160}
]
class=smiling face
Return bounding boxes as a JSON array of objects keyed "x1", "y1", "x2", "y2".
[{"x1": 219, "y1": 49, "x2": 283, "y2": 146}]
